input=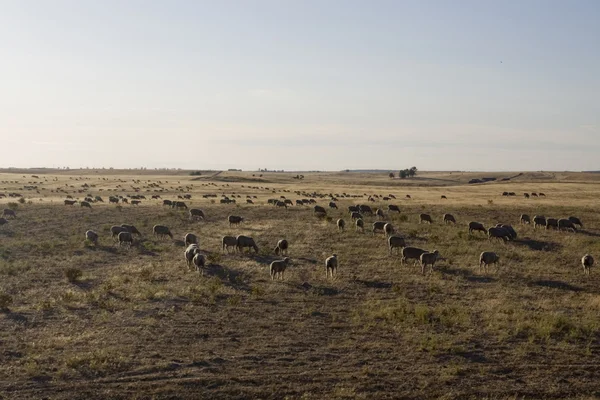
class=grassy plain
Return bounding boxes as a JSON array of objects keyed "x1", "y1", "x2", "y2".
[{"x1": 2, "y1": 169, "x2": 600, "y2": 399}]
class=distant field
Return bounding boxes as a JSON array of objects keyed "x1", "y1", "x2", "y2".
[{"x1": 2, "y1": 170, "x2": 600, "y2": 399}]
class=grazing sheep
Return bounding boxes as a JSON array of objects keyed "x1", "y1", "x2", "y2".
[
  {"x1": 539, "y1": 192, "x2": 546, "y2": 197},
  {"x1": 348, "y1": 205, "x2": 359, "y2": 213},
  {"x1": 110, "y1": 225, "x2": 128, "y2": 238},
  {"x1": 109, "y1": 196, "x2": 120, "y2": 204},
  {"x1": 313, "y1": 205, "x2": 327, "y2": 215},
  {"x1": 189, "y1": 208, "x2": 205, "y2": 221},
  {"x1": 222, "y1": 235, "x2": 237, "y2": 253},
  {"x1": 173, "y1": 201, "x2": 188, "y2": 210},
  {"x1": 401, "y1": 247, "x2": 427, "y2": 265},
  {"x1": 350, "y1": 211, "x2": 363, "y2": 220},
  {"x1": 85, "y1": 230, "x2": 99, "y2": 245},
  {"x1": 236, "y1": 235, "x2": 259, "y2": 253},
  {"x1": 0, "y1": 218, "x2": 8, "y2": 226},
  {"x1": 545, "y1": 218, "x2": 558, "y2": 230},
  {"x1": 531, "y1": 193, "x2": 538, "y2": 197},
  {"x1": 375, "y1": 208, "x2": 385, "y2": 219},
  {"x1": 488, "y1": 227, "x2": 510, "y2": 243},
  {"x1": 558, "y1": 218, "x2": 577, "y2": 232},
  {"x1": 568, "y1": 216, "x2": 583, "y2": 228},
  {"x1": 64, "y1": 199, "x2": 77, "y2": 206},
  {"x1": 533, "y1": 215, "x2": 546, "y2": 229},
  {"x1": 94, "y1": 196, "x2": 104, "y2": 202},
  {"x1": 388, "y1": 204, "x2": 400, "y2": 213},
  {"x1": 329, "y1": 201, "x2": 338, "y2": 209},
  {"x1": 228, "y1": 215, "x2": 244, "y2": 226},
  {"x1": 192, "y1": 253, "x2": 206, "y2": 274},
  {"x1": 185, "y1": 244, "x2": 200, "y2": 268},
  {"x1": 121, "y1": 224, "x2": 141, "y2": 236},
  {"x1": 524, "y1": 193, "x2": 530, "y2": 199},
  {"x1": 443, "y1": 213, "x2": 456, "y2": 224},
  {"x1": 355, "y1": 218, "x2": 365, "y2": 232},
  {"x1": 419, "y1": 213, "x2": 432, "y2": 224},
  {"x1": 2, "y1": 209, "x2": 16, "y2": 219},
  {"x1": 246, "y1": 199, "x2": 254, "y2": 204},
  {"x1": 420, "y1": 250, "x2": 440, "y2": 274},
  {"x1": 372, "y1": 221, "x2": 388, "y2": 235},
  {"x1": 118, "y1": 231, "x2": 133, "y2": 247},
  {"x1": 325, "y1": 254, "x2": 338, "y2": 278},
  {"x1": 270, "y1": 257, "x2": 291, "y2": 280},
  {"x1": 406, "y1": 194, "x2": 411, "y2": 199},
  {"x1": 441, "y1": 195, "x2": 447, "y2": 199},
  {"x1": 163, "y1": 199, "x2": 173, "y2": 206},
  {"x1": 497, "y1": 224, "x2": 517, "y2": 240},
  {"x1": 275, "y1": 201, "x2": 287, "y2": 208},
  {"x1": 468, "y1": 221, "x2": 487, "y2": 235},
  {"x1": 582, "y1": 254, "x2": 594, "y2": 275},
  {"x1": 284, "y1": 199, "x2": 293, "y2": 206},
  {"x1": 359, "y1": 205, "x2": 373, "y2": 215},
  {"x1": 184, "y1": 232, "x2": 199, "y2": 246},
  {"x1": 479, "y1": 251, "x2": 500, "y2": 272},
  {"x1": 80, "y1": 201, "x2": 92, "y2": 208},
  {"x1": 388, "y1": 235, "x2": 406, "y2": 255},
  {"x1": 520, "y1": 214, "x2": 531, "y2": 224},
  {"x1": 130, "y1": 200, "x2": 141, "y2": 206},
  {"x1": 153, "y1": 225, "x2": 173, "y2": 239},
  {"x1": 337, "y1": 219, "x2": 345, "y2": 231},
  {"x1": 274, "y1": 239, "x2": 289, "y2": 255}
]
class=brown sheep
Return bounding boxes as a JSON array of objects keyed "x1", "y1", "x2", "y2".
[
  {"x1": 419, "y1": 213, "x2": 432, "y2": 224},
  {"x1": 558, "y1": 218, "x2": 577, "y2": 232},
  {"x1": 545, "y1": 218, "x2": 558, "y2": 230},
  {"x1": 184, "y1": 233, "x2": 199, "y2": 246},
  {"x1": 185, "y1": 244, "x2": 200, "y2": 268},
  {"x1": 153, "y1": 225, "x2": 173, "y2": 239},
  {"x1": 337, "y1": 219, "x2": 345, "y2": 231},
  {"x1": 192, "y1": 253, "x2": 207, "y2": 275},
  {"x1": 388, "y1": 204, "x2": 401, "y2": 213},
  {"x1": 270, "y1": 258, "x2": 291, "y2": 280},
  {"x1": 325, "y1": 254, "x2": 338, "y2": 278},
  {"x1": 520, "y1": 214, "x2": 531, "y2": 224},
  {"x1": 236, "y1": 235, "x2": 259, "y2": 253},
  {"x1": 355, "y1": 218, "x2": 365, "y2": 232},
  {"x1": 85, "y1": 230, "x2": 99, "y2": 245},
  {"x1": 401, "y1": 247, "x2": 427, "y2": 265},
  {"x1": 568, "y1": 216, "x2": 583, "y2": 228},
  {"x1": 222, "y1": 236, "x2": 237, "y2": 253},
  {"x1": 274, "y1": 239, "x2": 289, "y2": 255},
  {"x1": 582, "y1": 254, "x2": 594, "y2": 275},
  {"x1": 375, "y1": 208, "x2": 385, "y2": 219},
  {"x1": 479, "y1": 251, "x2": 499, "y2": 272},
  {"x1": 118, "y1": 231, "x2": 133, "y2": 247},
  {"x1": 372, "y1": 221, "x2": 388, "y2": 235},
  {"x1": 533, "y1": 215, "x2": 546, "y2": 229},
  {"x1": 388, "y1": 235, "x2": 406, "y2": 255},
  {"x1": 2, "y1": 209, "x2": 16, "y2": 219},
  {"x1": 228, "y1": 215, "x2": 244, "y2": 226},
  {"x1": 443, "y1": 213, "x2": 456, "y2": 224},
  {"x1": 420, "y1": 250, "x2": 440, "y2": 275},
  {"x1": 468, "y1": 222, "x2": 487, "y2": 235}
]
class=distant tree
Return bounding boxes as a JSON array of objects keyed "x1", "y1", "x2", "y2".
[
  {"x1": 399, "y1": 170, "x2": 408, "y2": 179},
  {"x1": 409, "y1": 166, "x2": 417, "y2": 177},
  {"x1": 389, "y1": 172, "x2": 395, "y2": 179}
]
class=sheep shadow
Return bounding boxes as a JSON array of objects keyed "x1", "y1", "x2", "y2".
[
  {"x1": 354, "y1": 279, "x2": 393, "y2": 289},
  {"x1": 513, "y1": 238, "x2": 561, "y2": 252},
  {"x1": 0, "y1": 230, "x2": 15, "y2": 237},
  {"x1": 442, "y1": 266, "x2": 496, "y2": 283},
  {"x1": 530, "y1": 280, "x2": 582, "y2": 292},
  {"x1": 577, "y1": 230, "x2": 600, "y2": 238},
  {"x1": 204, "y1": 264, "x2": 252, "y2": 291}
]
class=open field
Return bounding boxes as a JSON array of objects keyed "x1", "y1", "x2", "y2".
[{"x1": 2, "y1": 170, "x2": 600, "y2": 399}]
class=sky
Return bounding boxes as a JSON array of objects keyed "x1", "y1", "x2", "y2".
[{"x1": 1, "y1": 0, "x2": 599, "y2": 171}]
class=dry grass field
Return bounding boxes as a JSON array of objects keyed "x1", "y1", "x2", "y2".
[{"x1": 2, "y1": 169, "x2": 600, "y2": 399}]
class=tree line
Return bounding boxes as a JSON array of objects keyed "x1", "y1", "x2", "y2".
[{"x1": 389, "y1": 166, "x2": 418, "y2": 179}]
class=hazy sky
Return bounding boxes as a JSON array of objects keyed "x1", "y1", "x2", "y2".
[{"x1": 1, "y1": 1, "x2": 599, "y2": 171}]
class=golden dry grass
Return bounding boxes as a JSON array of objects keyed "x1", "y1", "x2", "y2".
[{"x1": 2, "y1": 170, "x2": 600, "y2": 399}]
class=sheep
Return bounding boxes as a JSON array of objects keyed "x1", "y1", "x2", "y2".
[
  {"x1": 64, "y1": 199, "x2": 76, "y2": 206},
  {"x1": 420, "y1": 250, "x2": 440, "y2": 274},
  {"x1": 189, "y1": 208, "x2": 205, "y2": 221},
  {"x1": 80, "y1": 201, "x2": 92, "y2": 208},
  {"x1": 406, "y1": 194, "x2": 411, "y2": 199},
  {"x1": 222, "y1": 235, "x2": 237, "y2": 253},
  {"x1": 153, "y1": 225, "x2": 173, "y2": 239},
  {"x1": 375, "y1": 208, "x2": 385, "y2": 219},
  {"x1": 236, "y1": 235, "x2": 259, "y2": 253},
  {"x1": 384, "y1": 223, "x2": 394, "y2": 237},
  {"x1": 350, "y1": 211, "x2": 363, "y2": 220},
  {"x1": 348, "y1": 205, "x2": 359, "y2": 213},
  {"x1": 110, "y1": 225, "x2": 128, "y2": 239},
  {"x1": 337, "y1": 219, "x2": 345, "y2": 231},
  {"x1": 401, "y1": 247, "x2": 427, "y2": 265},
  {"x1": 568, "y1": 216, "x2": 583, "y2": 228},
  {"x1": 479, "y1": 251, "x2": 500, "y2": 272},
  {"x1": 359, "y1": 205, "x2": 373, "y2": 215},
  {"x1": 524, "y1": 193, "x2": 530, "y2": 199},
  {"x1": 441, "y1": 195, "x2": 447, "y2": 199},
  {"x1": 533, "y1": 215, "x2": 546, "y2": 229},
  {"x1": 419, "y1": 213, "x2": 432, "y2": 224},
  {"x1": 284, "y1": 199, "x2": 293, "y2": 206},
  {"x1": 121, "y1": 224, "x2": 141, "y2": 236},
  {"x1": 329, "y1": 201, "x2": 338, "y2": 209},
  {"x1": 582, "y1": 254, "x2": 594, "y2": 275},
  {"x1": 558, "y1": 218, "x2": 577, "y2": 232},
  {"x1": 274, "y1": 239, "x2": 289, "y2": 255},
  {"x1": 192, "y1": 253, "x2": 207, "y2": 274},
  {"x1": 443, "y1": 213, "x2": 456, "y2": 224},
  {"x1": 109, "y1": 196, "x2": 120, "y2": 204},
  {"x1": 388, "y1": 235, "x2": 406, "y2": 255},
  {"x1": 325, "y1": 254, "x2": 338, "y2": 278},
  {"x1": 2, "y1": 209, "x2": 16, "y2": 219},
  {"x1": 162, "y1": 199, "x2": 173, "y2": 206},
  {"x1": 388, "y1": 204, "x2": 400, "y2": 213},
  {"x1": 468, "y1": 221, "x2": 487, "y2": 235},
  {"x1": 85, "y1": 230, "x2": 99, "y2": 245},
  {"x1": 539, "y1": 192, "x2": 546, "y2": 197},
  {"x1": 228, "y1": 215, "x2": 244, "y2": 226},
  {"x1": 270, "y1": 257, "x2": 291, "y2": 280},
  {"x1": 118, "y1": 231, "x2": 133, "y2": 247},
  {"x1": 130, "y1": 200, "x2": 141, "y2": 206},
  {"x1": 94, "y1": 196, "x2": 104, "y2": 202},
  {"x1": 313, "y1": 205, "x2": 326, "y2": 215},
  {"x1": 372, "y1": 221, "x2": 388, "y2": 235},
  {"x1": 184, "y1": 232, "x2": 199, "y2": 246},
  {"x1": 246, "y1": 199, "x2": 254, "y2": 204},
  {"x1": 355, "y1": 218, "x2": 365, "y2": 232},
  {"x1": 520, "y1": 214, "x2": 531, "y2": 224},
  {"x1": 275, "y1": 201, "x2": 287, "y2": 208},
  {"x1": 545, "y1": 218, "x2": 559, "y2": 230},
  {"x1": 0, "y1": 218, "x2": 8, "y2": 226},
  {"x1": 488, "y1": 227, "x2": 511, "y2": 243},
  {"x1": 185, "y1": 244, "x2": 200, "y2": 268},
  {"x1": 496, "y1": 224, "x2": 517, "y2": 240}
]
